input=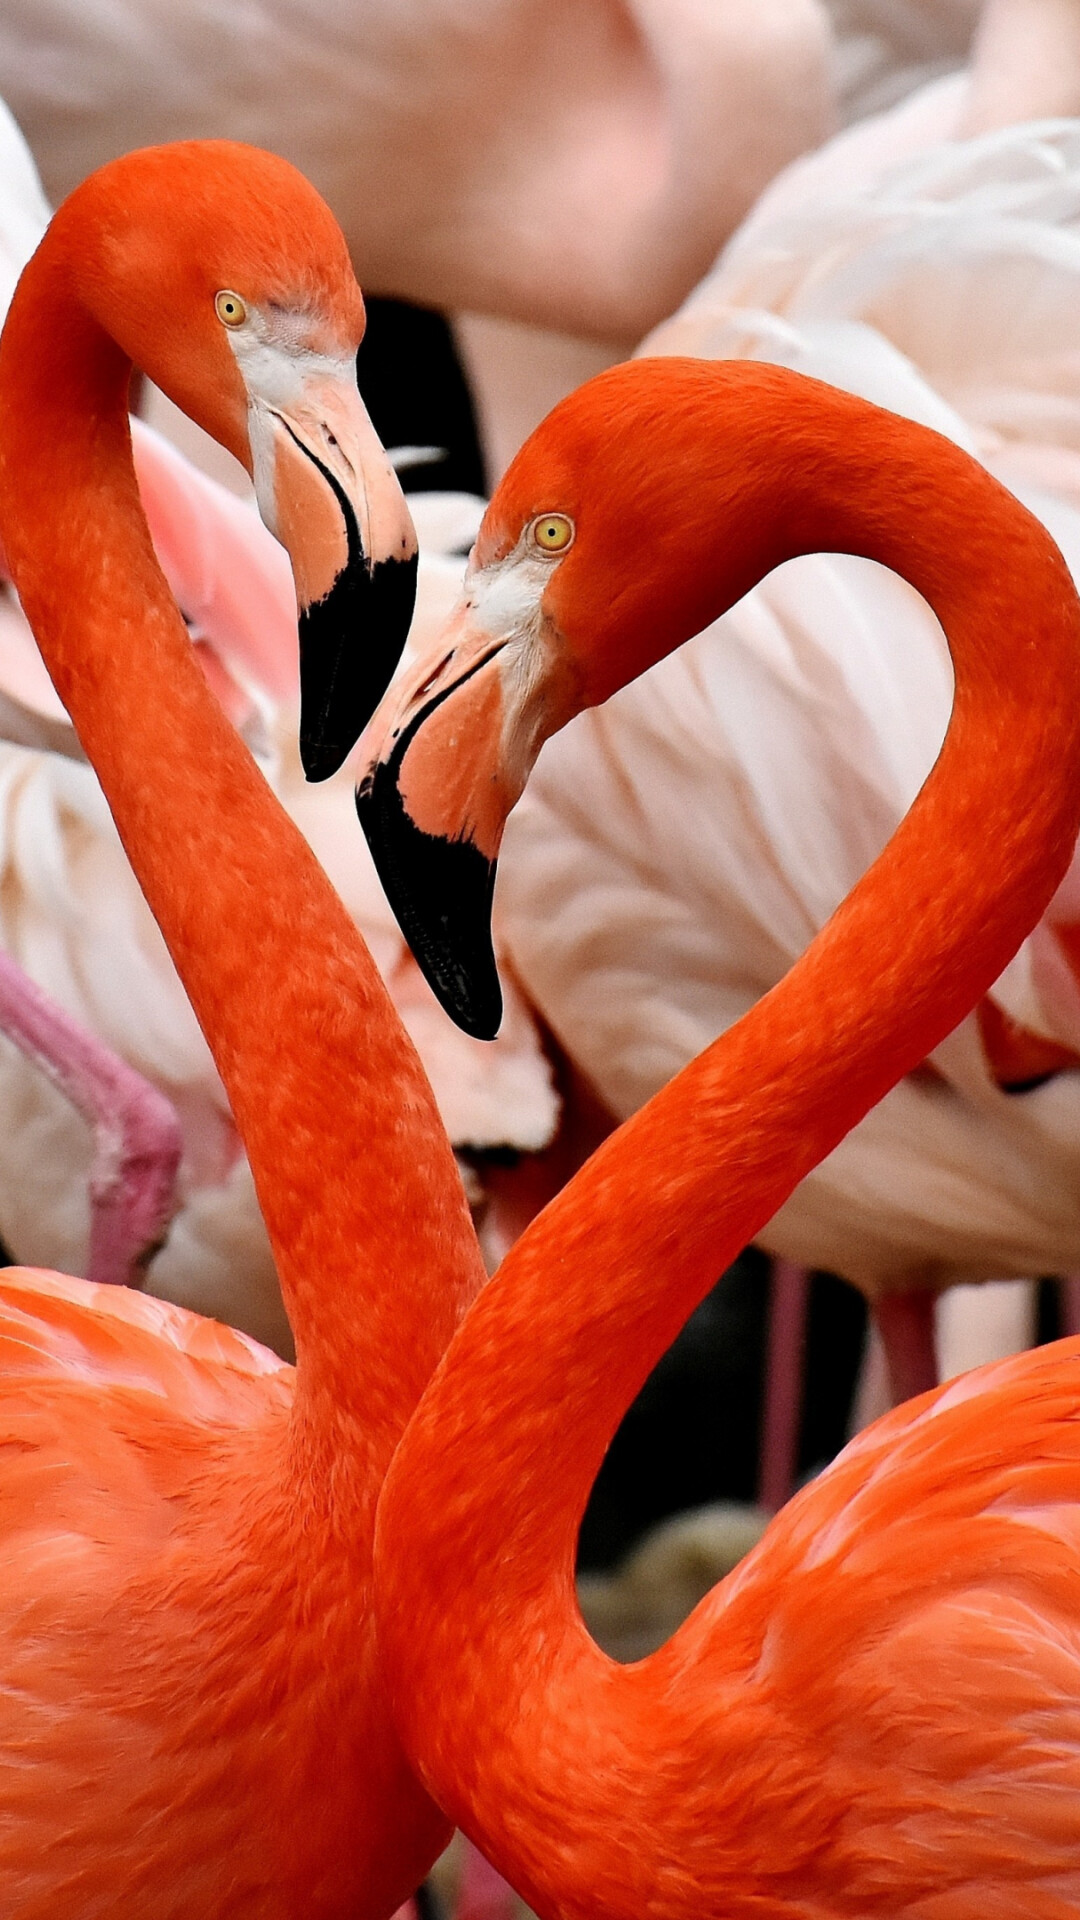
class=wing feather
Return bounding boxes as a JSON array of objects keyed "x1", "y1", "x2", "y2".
[
  {"x1": 670, "y1": 1343, "x2": 1080, "y2": 1899},
  {"x1": 0, "y1": 1265, "x2": 290, "y2": 1403}
]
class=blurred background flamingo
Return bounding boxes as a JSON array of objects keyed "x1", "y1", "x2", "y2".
[{"x1": 0, "y1": 0, "x2": 999, "y2": 503}]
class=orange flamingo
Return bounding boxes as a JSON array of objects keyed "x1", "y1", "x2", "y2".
[
  {"x1": 359, "y1": 358, "x2": 1080, "y2": 1912},
  {"x1": 0, "y1": 140, "x2": 487, "y2": 1914}
]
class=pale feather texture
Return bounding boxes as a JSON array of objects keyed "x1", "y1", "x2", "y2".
[
  {"x1": 0, "y1": 0, "x2": 833, "y2": 345},
  {"x1": 499, "y1": 79, "x2": 1080, "y2": 1300},
  {"x1": 0, "y1": 106, "x2": 555, "y2": 1351},
  {"x1": 447, "y1": 0, "x2": 984, "y2": 484}
]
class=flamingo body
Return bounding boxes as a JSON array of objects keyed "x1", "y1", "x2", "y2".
[
  {"x1": 0, "y1": 1268, "x2": 445, "y2": 1919},
  {"x1": 0, "y1": 139, "x2": 486, "y2": 1910},
  {"x1": 0, "y1": 1, "x2": 832, "y2": 344},
  {"x1": 358, "y1": 356, "x2": 1080, "y2": 1913},
  {"x1": 429, "y1": 1342, "x2": 1080, "y2": 1914}
]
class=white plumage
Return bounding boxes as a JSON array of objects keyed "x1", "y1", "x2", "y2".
[
  {"x1": 0, "y1": 0, "x2": 834, "y2": 347},
  {"x1": 7, "y1": 0, "x2": 988, "y2": 524}
]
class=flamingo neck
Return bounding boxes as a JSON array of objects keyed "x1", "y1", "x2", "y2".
[
  {"x1": 375, "y1": 376, "x2": 1080, "y2": 1902},
  {"x1": 0, "y1": 232, "x2": 484, "y2": 1497}
]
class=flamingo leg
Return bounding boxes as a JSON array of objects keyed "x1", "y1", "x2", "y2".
[
  {"x1": 0, "y1": 950, "x2": 181, "y2": 1285},
  {"x1": 757, "y1": 1260, "x2": 811, "y2": 1513},
  {"x1": 874, "y1": 1288, "x2": 938, "y2": 1406},
  {"x1": 456, "y1": 1838, "x2": 517, "y2": 1920}
]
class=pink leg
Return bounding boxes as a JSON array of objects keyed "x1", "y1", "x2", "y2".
[
  {"x1": 758, "y1": 1260, "x2": 811, "y2": 1513},
  {"x1": 456, "y1": 1839, "x2": 516, "y2": 1920},
  {"x1": 874, "y1": 1289, "x2": 938, "y2": 1406},
  {"x1": 0, "y1": 951, "x2": 181, "y2": 1285},
  {"x1": 1060, "y1": 1274, "x2": 1080, "y2": 1337}
]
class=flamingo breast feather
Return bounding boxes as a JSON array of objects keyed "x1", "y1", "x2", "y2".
[
  {"x1": 0, "y1": 1270, "x2": 325, "y2": 1919},
  {"x1": 656, "y1": 1343, "x2": 1080, "y2": 1902}
]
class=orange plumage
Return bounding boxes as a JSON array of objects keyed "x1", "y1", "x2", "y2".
[
  {"x1": 362, "y1": 360, "x2": 1080, "y2": 1913},
  {"x1": 0, "y1": 143, "x2": 485, "y2": 1914}
]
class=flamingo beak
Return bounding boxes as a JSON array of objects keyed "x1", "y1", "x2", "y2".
[
  {"x1": 253, "y1": 375, "x2": 418, "y2": 780},
  {"x1": 356, "y1": 607, "x2": 519, "y2": 1040}
]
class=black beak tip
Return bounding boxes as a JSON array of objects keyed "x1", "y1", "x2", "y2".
[
  {"x1": 299, "y1": 734, "x2": 351, "y2": 783},
  {"x1": 356, "y1": 763, "x2": 503, "y2": 1041},
  {"x1": 298, "y1": 548, "x2": 419, "y2": 777},
  {"x1": 440, "y1": 961, "x2": 504, "y2": 1045},
  {"x1": 433, "y1": 968, "x2": 503, "y2": 1045}
]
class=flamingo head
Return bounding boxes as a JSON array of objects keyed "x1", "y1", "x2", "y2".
[
  {"x1": 356, "y1": 357, "x2": 769, "y2": 1037},
  {"x1": 61, "y1": 142, "x2": 418, "y2": 778}
]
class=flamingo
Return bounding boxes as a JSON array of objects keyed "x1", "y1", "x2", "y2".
[
  {"x1": 437, "y1": 24, "x2": 1080, "y2": 1409},
  {"x1": 0, "y1": 949, "x2": 182, "y2": 1285},
  {"x1": 0, "y1": 96, "x2": 555, "y2": 1344},
  {"x1": 0, "y1": 475, "x2": 556, "y2": 1348},
  {"x1": 0, "y1": 138, "x2": 489, "y2": 1913},
  {"x1": 0, "y1": 2, "x2": 832, "y2": 349},
  {"x1": 444, "y1": 0, "x2": 1001, "y2": 496},
  {"x1": 360, "y1": 356, "x2": 1080, "y2": 1915}
]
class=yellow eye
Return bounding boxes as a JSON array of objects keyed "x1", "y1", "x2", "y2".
[
  {"x1": 215, "y1": 290, "x2": 247, "y2": 328},
  {"x1": 532, "y1": 513, "x2": 574, "y2": 554}
]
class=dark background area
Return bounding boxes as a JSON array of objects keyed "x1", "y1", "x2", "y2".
[
  {"x1": 577, "y1": 1257, "x2": 866, "y2": 1570},
  {"x1": 356, "y1": 297, "x2": 486, "y2": 497}
]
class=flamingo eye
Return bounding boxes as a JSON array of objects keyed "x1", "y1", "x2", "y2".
[
  {"x1": 215, "y1": 291, "x2": 248, "y2": 328},
  {"x1": 531, "y1": 513, "x2": 574, "y2": 554}
]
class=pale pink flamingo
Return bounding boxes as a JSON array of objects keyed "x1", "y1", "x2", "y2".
[
  {"x1": 0, "y1": 3, "x2": 833, "y2": 346},
  {"x1": 0, "y1": 950, "x2": 181, "y2": 1286}
]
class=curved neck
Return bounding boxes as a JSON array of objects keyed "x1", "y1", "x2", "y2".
[
  {"x1": 0, "y1": 232, "x2": 484, "y2": 1492},
  {"x1": 375, "y1": 378, "x2": 1080, "y2": 1892}
]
